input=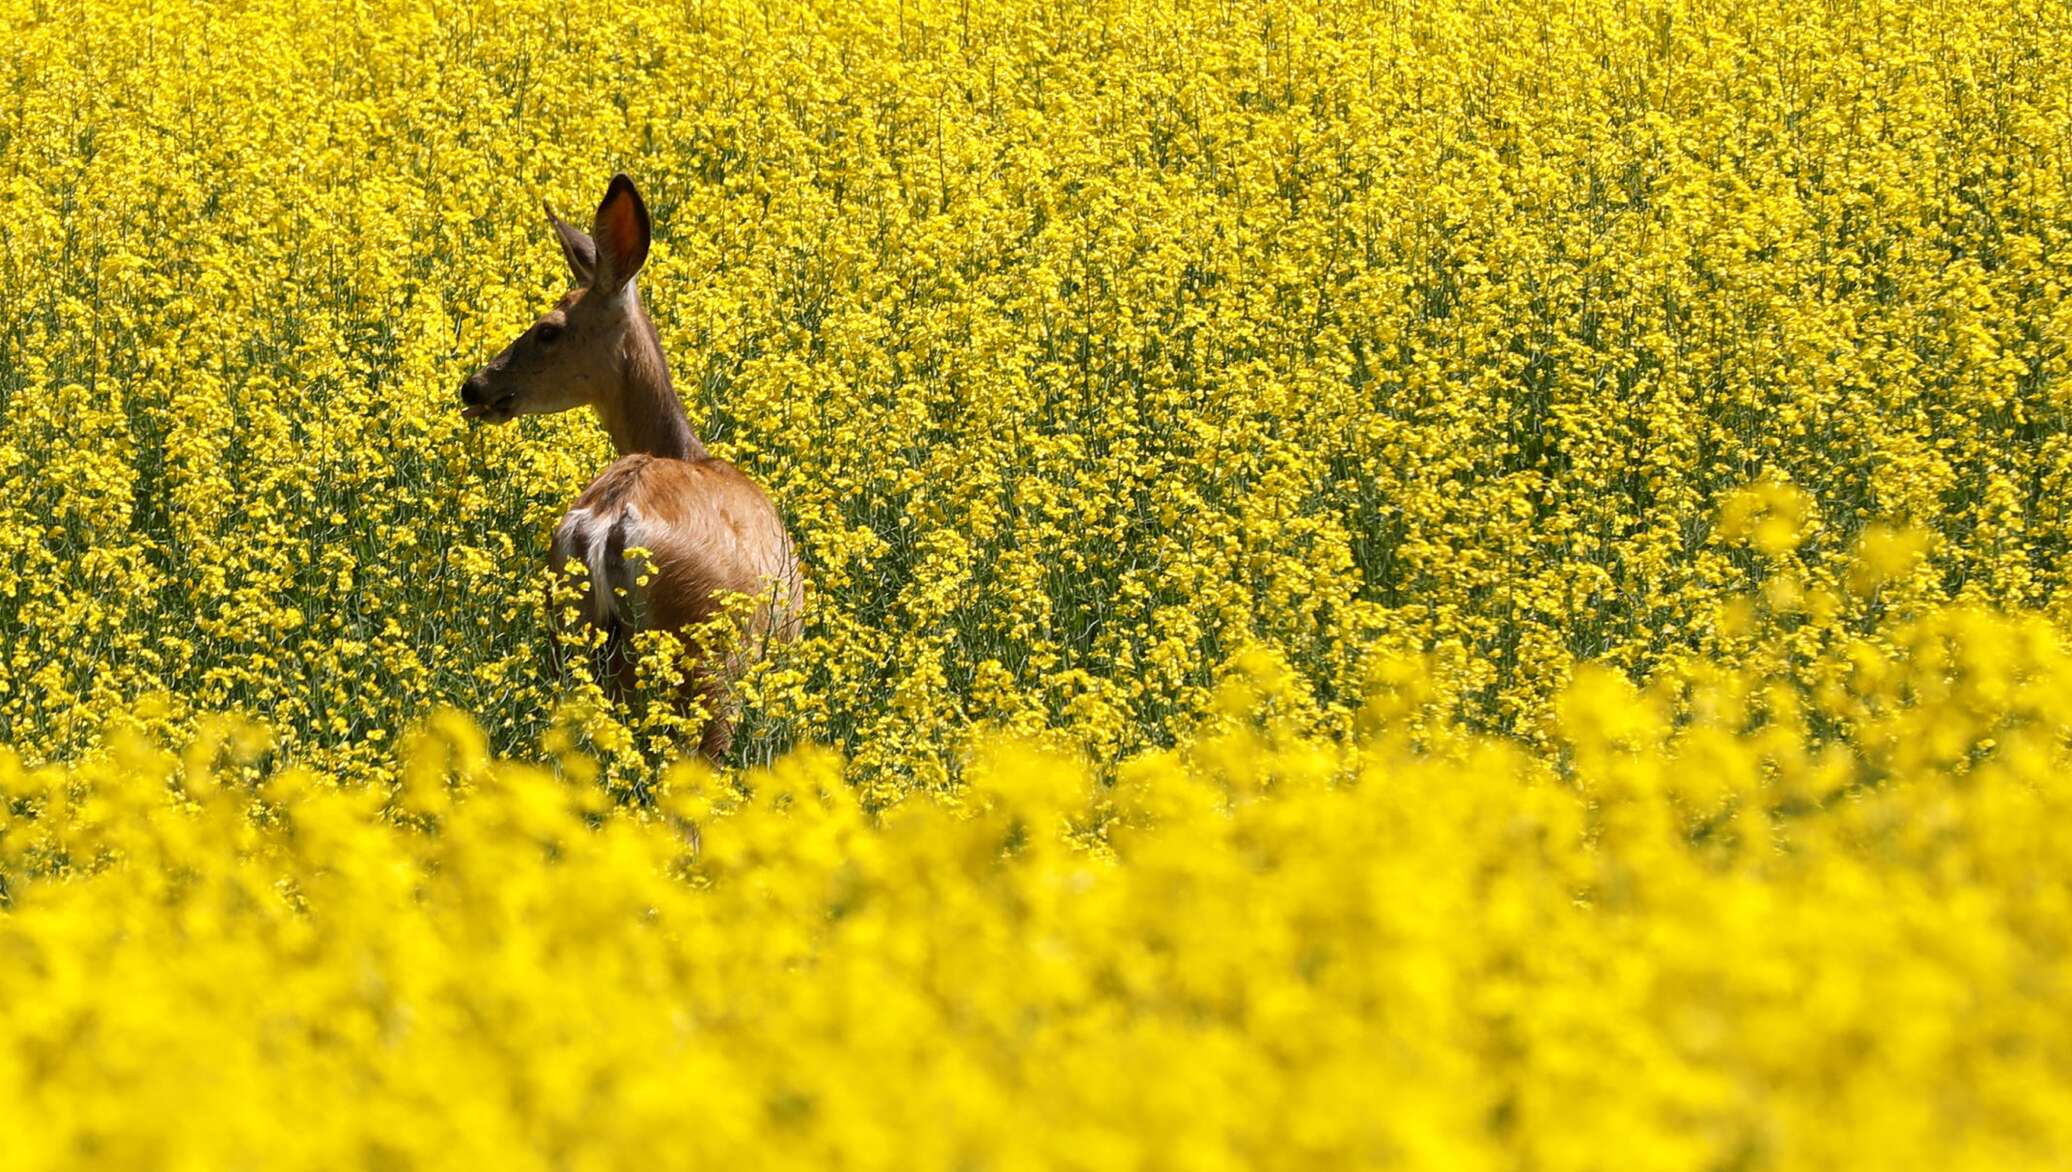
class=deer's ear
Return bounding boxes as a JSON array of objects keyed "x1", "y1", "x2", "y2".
[
  {"x1": 589, "y1": 173, "x2": 650, "y2": 295},
  {"x1": 546, "y1": 202, "x2": 597, "y2": 286}
]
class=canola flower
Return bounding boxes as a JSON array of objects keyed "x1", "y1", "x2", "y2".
[
  {"x1": 4, "y1": 612, "x2": 2072, "y2": 1169},
  {"x1": 2, "y1": 0, "x2": 2072, "y2": 1165},
  {"x1": 4, "y1": 0, "x2": 2070, "y2": 784}
]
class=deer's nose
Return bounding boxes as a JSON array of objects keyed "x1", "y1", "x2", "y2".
[{"x1": 460, "y1": 372, "x2": 490, "y2": 406}]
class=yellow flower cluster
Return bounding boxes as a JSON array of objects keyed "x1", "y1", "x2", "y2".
[
  {"x1": 4, "y1": 0, "x2": 2072, "y2": 1163},
  {"x1": 6, "y1": 0, "x2": 2069, "y2": 785},
  {"x1": 5, "y1": 608, "x2": 2071, "y2": 1169}
]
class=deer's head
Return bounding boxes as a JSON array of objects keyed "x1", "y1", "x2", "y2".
[{"x1": 460, "y1": 174, "x2": 653, "y2": 425}]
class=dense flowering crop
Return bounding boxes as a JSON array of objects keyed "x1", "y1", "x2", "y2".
[
  {"x1": 6, "y1": 616, "x2": 2072, "y2": 1169},
  {"x1": 3, "y1": 0, "x2": 2071, "y2": 1165}
]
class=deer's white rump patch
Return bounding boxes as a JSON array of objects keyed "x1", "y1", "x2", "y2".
[{"x1": 552, "y1": 504, "x2": 650, "y2": 627}]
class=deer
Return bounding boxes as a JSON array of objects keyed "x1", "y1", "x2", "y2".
[{"x1": 459, "y1": 173, "x2": 805, "y2": 760}]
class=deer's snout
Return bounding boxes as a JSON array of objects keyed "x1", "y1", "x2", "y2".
[{"x1": 459, "y1": 369, "x2": 514, "y2": 422}]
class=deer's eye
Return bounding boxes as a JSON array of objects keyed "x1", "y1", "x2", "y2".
[{"x1": 535, "y1": 322, "x2": 563, "y2": 347}]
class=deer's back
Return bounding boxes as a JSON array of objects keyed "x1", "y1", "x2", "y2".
[{"x1": 551, "y1": 453, "x2": 804, "y2": 640}]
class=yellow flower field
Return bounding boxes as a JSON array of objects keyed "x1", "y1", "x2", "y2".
[{"x1": 2, "y1": 0, "x2": 2070, "y2": 1166}]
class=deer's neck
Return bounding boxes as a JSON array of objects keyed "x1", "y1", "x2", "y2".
[{"x1": 596, "y1": 290, "x2": 706, "y2": 462}]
